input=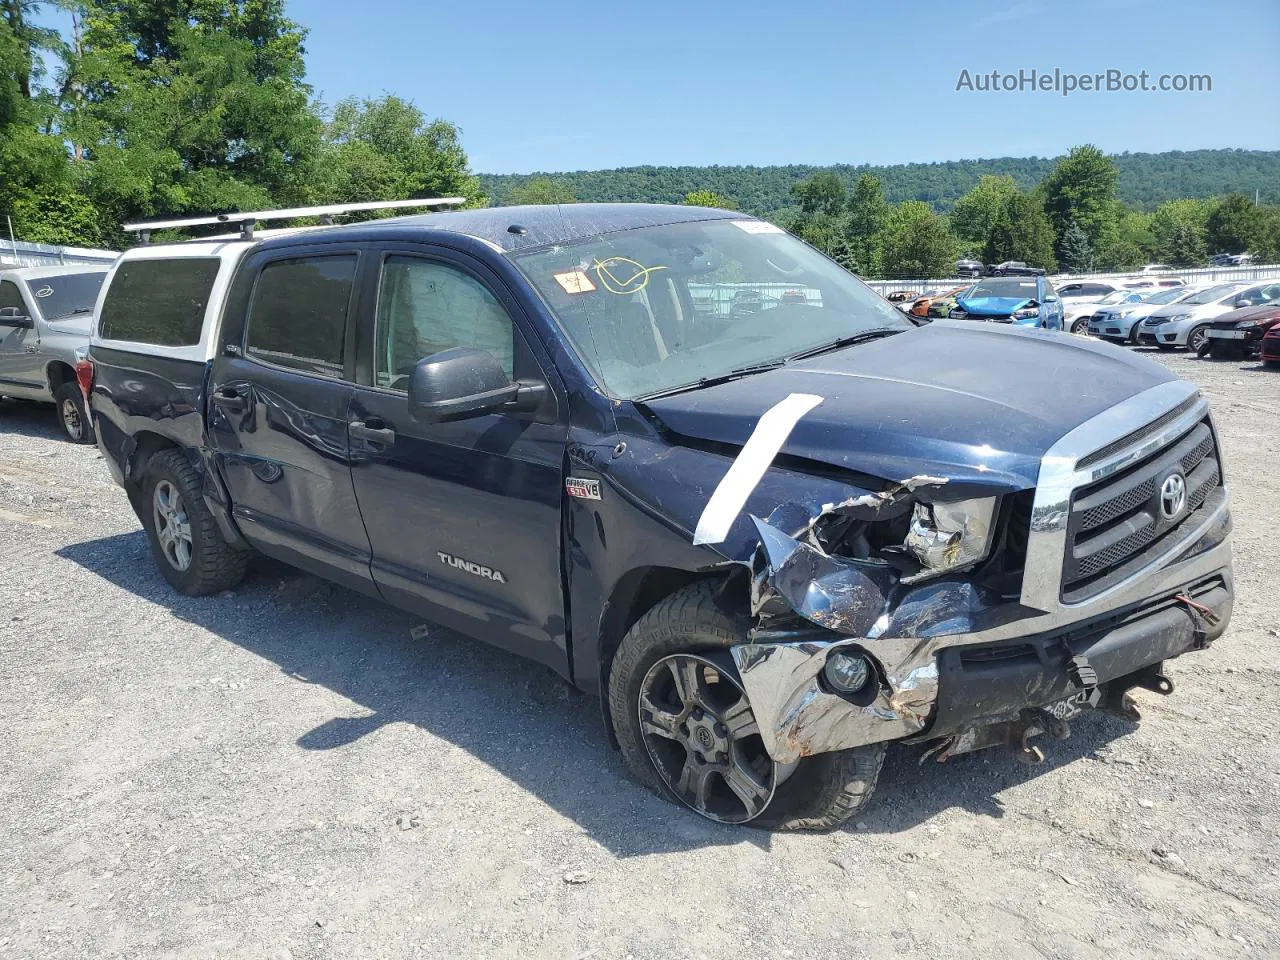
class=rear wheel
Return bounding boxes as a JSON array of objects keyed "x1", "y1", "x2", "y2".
[
  {"x1": 54, "y1": 383, "x2": 94, "y2": 444},
  {"x1": 608, "y1": 582, "x2": 885, "y2": 830},
  {"x1": 141, "y1": 449, "x2": 250, "y2": 595}
]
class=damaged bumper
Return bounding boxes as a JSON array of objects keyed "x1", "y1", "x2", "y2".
[
  {"x1": 733, "y1": 519, "x2": 1231, "y2": 763},
  {"x1": 732, "y1": 382, "x2": 1233, "y2": 763}
]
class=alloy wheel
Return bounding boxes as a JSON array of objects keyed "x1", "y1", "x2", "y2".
[
  {"x1": 61, "y1": 399, "x2": 83, "y2": 441},
  {"x1": 1188, "y1": 326, "x2": 1208, "y2": 353},
  {"x1": 637, "y1": 653, "x2": 778, "y2": 823},
  {"x1": 152, "y1": 480, "x2": 194, "y2": 571}
]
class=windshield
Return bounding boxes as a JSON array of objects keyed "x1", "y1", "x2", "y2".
[
  {"x1": 510, "y1": 219, "x2": 909, "y2": 399},
  {"x1": 30, "y1": 272, "x2": 107, "y2": 320},
  {"x1": 1147, "y1": 286, "x2": 1191, "y2": 305},
  {"x1": 1182, "y1": 283, "x2": 1242, "y2": 306},
  {"x1": 1099, "y1": 290, "x2": 1137, "y2": 305},
  {"x1": 961, "y1": 278, "x2": 1039, "y2": 300}
]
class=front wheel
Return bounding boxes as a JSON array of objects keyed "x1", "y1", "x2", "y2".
[
  {"x1": 141, "y1": 449, "x2": 250, "y2": 595},
  {"x1": 607, "y1": 582, "x2": 885, "y2": 830},
  {"x1": 1187, "y1": 324, "x2": 1210, "y2": 354},
  {"x1": 1070, "y1": 317, "x2": 1089, "y2": 335},
  {"x1": 54, "y1": 383, "x2": 95, "y2": 445}
]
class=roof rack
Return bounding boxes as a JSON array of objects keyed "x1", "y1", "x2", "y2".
[{"x1": 123, "y1": 198, "x2": 466, "y2": 244}]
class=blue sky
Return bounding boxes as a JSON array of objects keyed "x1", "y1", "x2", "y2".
[{"x1": 43, "y1": 0, "x2": 1280, "y2": 173}]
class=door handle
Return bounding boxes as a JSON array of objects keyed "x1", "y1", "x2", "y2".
[{"x1": 349, "y1": 419, "x2": 396, "y2": 445}]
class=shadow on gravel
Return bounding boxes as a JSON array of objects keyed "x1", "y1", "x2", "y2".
[
  {"x1": 57, "y1": 530, "x2": 763, "y2": 857},
  {"x1": 0, "y1": 398, "x2": 63, "y2": 441},
  {"x1": 58, "y1": 529, "x2": 1138, "y2": 850}
]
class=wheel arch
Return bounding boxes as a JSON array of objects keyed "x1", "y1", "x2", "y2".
[
  {"x1": 45, "y1": 360, "x2": 77, "y2": 393},
  {"x1": 595, "y1": 564, "x2": 749, "y2": 745}
]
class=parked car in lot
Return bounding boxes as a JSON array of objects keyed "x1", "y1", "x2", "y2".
[
  {"x1": 1063, "y1": 289, "x2": 1149, "y2": 335},
  {"x1": 954, "y1": 258, "x2": 983, "y2": 278},
  {"x1": 1088, "y1": 284, "x2": 1211, "y2": 344},
  {"x1": 1261, "y1": 324, "x2": 1280, "y2": 368},
  {"x1": 0, "y1": 264, "x2": 110, "y2": 443},
  {"x1": 1202, "y1": 301, "x2": 1280, "y2": 358},
  {"x1": 948, "y1": 274, "x2": 1064, "y2": 329},
  {"x1": 1138, "y1": 281, "x2": 1280, "y2": 352},
  {"x1": 87, "y1": 202, "x2": 1233, "y2": 829},
  {"x1": 1055, "y1": 280, "x2": 1121, "y2": 304}
]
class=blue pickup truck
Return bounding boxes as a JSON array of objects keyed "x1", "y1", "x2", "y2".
[{"x1": 85, "y1": 204, "x2": 1232, "y2": 829}]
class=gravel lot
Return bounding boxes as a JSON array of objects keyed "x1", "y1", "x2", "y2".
[{"x1": 2, "y1": 348, "x2": 1278, "y2": 960}]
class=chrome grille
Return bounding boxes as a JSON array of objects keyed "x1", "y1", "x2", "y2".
[{"x1": 1062, "y1": 418, "x2": 1222, "y2": 603}]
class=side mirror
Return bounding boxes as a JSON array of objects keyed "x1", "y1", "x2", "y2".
[
  {"x1": 1235, "y1": 299, "x2": 1254, "y2": 308},
  {"x1": 0, "y1": 306, "x2": 33, "y2": 328},
  {"x1": 407, "y1": 346, "x2": 546, "y2": 423},
  {"x1": 1043, "y1": 295, "x2": 1059, "y2": 303}
]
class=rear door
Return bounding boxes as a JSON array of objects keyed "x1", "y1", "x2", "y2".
[
  {"x1": 208, "y1": 245, "x2": 374, "y2": 594},
  {"x1": 346, "y1": 244, "x2": 571, "y2": 672}
]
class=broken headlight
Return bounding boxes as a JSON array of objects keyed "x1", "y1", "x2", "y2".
[{"x1": 902, "y1": 498, "x2": 997, "y2": 580}]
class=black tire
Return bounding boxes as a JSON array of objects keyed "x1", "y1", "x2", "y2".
[
  {"x1": 1070, "y1": 317, "x2": 1089, "y2": 335},
  {"x1": 1187, "y1": 324, "x2": 1210, "y2": 354},
  {"x1": 1264, "y1": 359, "x2": 1280, "y2": 369},
  {"x1": 607, "y1": 581, "x2": 885, "y2": 831},
  {"x1": 140, "y1": 449, "x2": 250, "y2": 595},
  {"x1": 54, "y1": 383, "x2": 95, "y2": 445}
]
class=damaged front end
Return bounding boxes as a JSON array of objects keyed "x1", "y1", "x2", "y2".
[
  {"x1": 731, "y1": 478, "x2": 1014, "y2": 762},
  {"x1": 725, "y1": 385, "x2": 1235, "y2": 765}
]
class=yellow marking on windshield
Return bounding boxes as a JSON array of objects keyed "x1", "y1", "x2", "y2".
[{"x1": 592, "y1": 256, "x2": 667, "y2": 295}]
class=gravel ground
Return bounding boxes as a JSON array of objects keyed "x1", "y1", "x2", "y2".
[{"x1": 1, "y1": 347, "x2": 1278, "y2": 960}]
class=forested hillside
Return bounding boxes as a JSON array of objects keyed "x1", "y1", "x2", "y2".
[{"x1": 480, "y1": 149, "x2": 1280, "y2": 216}]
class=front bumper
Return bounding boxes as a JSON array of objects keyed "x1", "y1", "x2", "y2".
[{"x1": 732, "y1": 382, "x2": 1233, "y2": 763}]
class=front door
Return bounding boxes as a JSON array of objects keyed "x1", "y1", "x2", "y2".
[
  {"x1": 347, "y1": 248, "x2": 570, "y2": 672},
  {"x1": 0, "y1": 279, "x2": 42, "y2": 398},
  {"x1": 208, "y1": 248, "x2": 374, "y2": 594}
]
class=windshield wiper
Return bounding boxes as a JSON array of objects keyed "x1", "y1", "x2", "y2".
[
  {"x1": 636, "y1": 359, "x2": 787, "y2": 401},
  {"x1": 785, "y1": 328, "x2": 901, "y2": 362}
]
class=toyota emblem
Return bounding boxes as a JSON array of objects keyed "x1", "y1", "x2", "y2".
[{"x1": 1159, "y1": 472, "x2": 1187, "y2": 520}]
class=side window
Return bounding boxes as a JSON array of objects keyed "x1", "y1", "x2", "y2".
[
  {"x1": 98, "y1": 258, "x2": 220, "y2": 346},
  {"x1": 0, "y1": 280, "x2": 25, "y2": 313},
  {"x1": 1059, "y1": 284, "x2": 1081, "y2": 296},
  {"x1": 374, "y1": 256, "x2": 514, "y2": 389},
  {"x1": 245, "y1": 255, "x2": 357, "y2": 379}
]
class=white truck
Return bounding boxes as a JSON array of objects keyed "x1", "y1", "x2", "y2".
[{"x1": 0, "y1": 264, "x2": 112, "y2": 443}]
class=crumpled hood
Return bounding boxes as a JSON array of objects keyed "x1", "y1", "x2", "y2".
[
  {"x1": 640, "y1": 321, "x2": 1174, "y2": 490},
  {"x1": 956, "y1": 295, "x2": 1032, "y2": 317},
  {"x1": 1209, "y1": 304, "x2": 1280, "y2": 328}
]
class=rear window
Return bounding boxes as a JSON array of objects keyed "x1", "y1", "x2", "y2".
[
  {"x1": 244, "y1": 255, "x2": 356, "y2": 378},
  {"x1": 98, "y1": 258, "x2": 220, "y2": 346},
  {"x1": 32, "y1": 272, "x2": 106, "y2": 321}
]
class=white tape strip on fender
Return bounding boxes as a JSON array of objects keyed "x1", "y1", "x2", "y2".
[{"x1": 692, "y1": 392, "x2": 824, "y2": 546}]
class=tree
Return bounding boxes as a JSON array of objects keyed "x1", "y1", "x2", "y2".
[
  {"x1": 790, "y1": 171, "x2": 844, "y2": 218},
  {"x1": 1206, "y1": 193, "x2": 1266, "y2": 255},
  {"x1": 317, "y1": 95, "x2": 485, "y2": 210},
  {"x1": 507, "y1": 177, "x2": 575, "y2": 205},
  {"x1": 951, "y1": 175, "x2": 1019, "y2": 246},
  {"x1": 982, "y1": 191, "x2": 1057, "y2": 270},
  {"x1": 1151, "y1": 198, "x2": 1211, "y2": 266},
  {"x1": 879, "y1": 201, "x2": 956, "y2": 278},
  {"x1": 843, "y1": 173, "x2": 887, "y2": 276},
  {"x1": 65, "y1": 0, "x2": 323, "y2": 232},
  {"x1": 1039, "y1": 145, "x2": 1120, "y2": 262},
  {"x1": 1059, "y1": 219, "x2": 1093, "y2": 272},
  {"x1": 682, "y1": 190, "x2": 736, "y2": 210}
]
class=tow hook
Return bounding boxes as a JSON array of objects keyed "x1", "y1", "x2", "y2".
[
  {"x1": 1098, "y1": 665, "x2": 1175, "y2": 723},
  {"x1": 922, "y1": 707, "x2": 1072, "y2": 765}
]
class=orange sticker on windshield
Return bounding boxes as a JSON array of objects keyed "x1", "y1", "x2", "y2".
[{"x1": 553, "y1": 269, "x2": 596, "y2": 294}]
